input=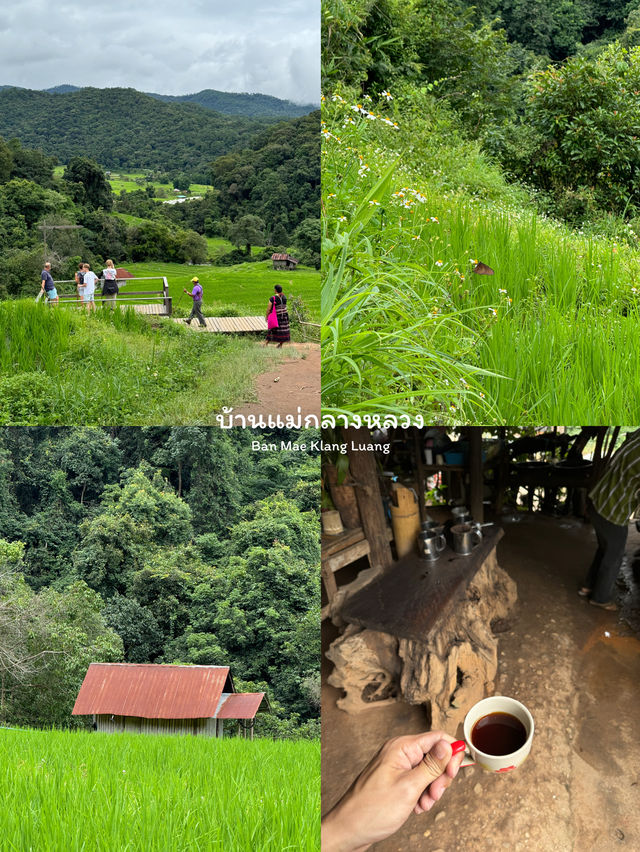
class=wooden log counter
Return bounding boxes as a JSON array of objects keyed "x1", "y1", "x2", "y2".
[{"x1": 326, "y1": 525, "x2": 517, "y2": 731}]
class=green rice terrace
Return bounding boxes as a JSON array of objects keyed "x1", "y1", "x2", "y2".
[{"x1": 0, "y1": 728, "x2": 319, "y2": 851}]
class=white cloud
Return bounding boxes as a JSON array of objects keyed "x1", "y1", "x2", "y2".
[{"x1": 0, "y1": 0, "x2": 319, "y2": 103}]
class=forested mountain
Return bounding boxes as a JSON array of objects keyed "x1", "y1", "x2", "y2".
[
  {"x1": 0, "y1": 427, "x2": 320, "y2": 734},
  {"x1": 148, "y1": 89, "x2": 318, "y2": 117},
  {"x1": 35, "y1": 85, "x2": 317, "y2": 116},
  {"x1": 0, "y1": 87, "x2": 276, "y2": 171}
]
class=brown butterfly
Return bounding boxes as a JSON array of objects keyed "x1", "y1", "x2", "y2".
[{"x1": 473, "y1": 261, "x2": 495, "y2": 275}]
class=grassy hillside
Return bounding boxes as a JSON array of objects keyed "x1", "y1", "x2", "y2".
[
  {"x1": 0, "y1": 728, "x2": 319, "y2": 851},
  {"x1": 322, "y1": 88, "x2": 640, "y2": 423},
  {"x1": 0, "y1": 302, "x2": 299, "y2": 425}
]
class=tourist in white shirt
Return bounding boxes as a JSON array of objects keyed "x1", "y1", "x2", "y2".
[{"x1": 81, "y1": 263, "x2": 98, "y2": 312}]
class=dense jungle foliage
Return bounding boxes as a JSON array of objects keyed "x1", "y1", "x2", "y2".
[{"x1": 0, "y1": 427, "x2": 320, "y2": 736}]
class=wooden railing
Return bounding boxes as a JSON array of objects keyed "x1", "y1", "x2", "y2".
[{"x1": 49, "y1": 276, "x2": 172, "y2": 315}]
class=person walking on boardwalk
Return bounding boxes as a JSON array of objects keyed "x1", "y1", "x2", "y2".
[
  {"x1": 101, "y1": 259, "x2": 119, "y2": 308},
  {"x1": 40, "y1": 262, "x2": 58, "y2": 304},
  {"x1": 80, "y1": 263, "x2": 98, "y2": 312},
  {"x1": 265, "y1": 284, "x2": 290, "y2": 347},
  {"x1": 183, "y1": 277, "x2": 206, "y2": 327}
]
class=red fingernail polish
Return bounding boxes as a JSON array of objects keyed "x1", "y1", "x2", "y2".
[{"x1": 450, "y1": 740, "x2": 466, "y2": 755}]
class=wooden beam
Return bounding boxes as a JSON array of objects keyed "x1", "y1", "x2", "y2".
[
  {"x1": 343, "y1": 427, "x2": 393, "y2": 571},
  {"x1": 468, "y1": 427, "x2": 484, "y2": 524},
  {"x1": 412, "y1": 428, "x2": 427, "y2": 522}
]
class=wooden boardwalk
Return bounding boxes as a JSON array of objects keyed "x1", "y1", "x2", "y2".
[
  {"x1": 133, "y1": 304, "x2": 170, "y2": 315},
  {"x1": 173, "y1": 316, "x2": 268, "y2": 333}
]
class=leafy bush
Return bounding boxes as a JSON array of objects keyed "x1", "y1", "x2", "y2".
[{"x1": 524, "y1": 44, "x2": 640, "y2": 214}]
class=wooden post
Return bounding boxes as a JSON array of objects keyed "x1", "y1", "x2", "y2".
[
  {"x1": 412, "y1": 428, "x2": 427, "y2": 522},
  {"x1": 343, "y1": 427, "x2": 393, "y2": 571},
  {"x1": 468, "y1": 427, "x2": 484, "y2": 524}
]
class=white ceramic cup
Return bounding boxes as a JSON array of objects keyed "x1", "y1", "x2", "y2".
[{"x1": 462, "y1": 696, "x2": 534, "y2": 773}]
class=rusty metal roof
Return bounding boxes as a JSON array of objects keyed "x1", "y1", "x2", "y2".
[
  {"x1": 216, "y1": 692, "x2": 265, "y2": 719},
  {"x1": 115, "y1": 267, "x2": 134, "y2": 279},
  {"x1": 271, "y1": 253, "x2": 299, "y2": 263},
  {"x1": 72, "y1": 663, "x2": 232, "y2": 719}
]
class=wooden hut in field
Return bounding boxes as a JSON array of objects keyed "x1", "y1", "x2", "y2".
[
  {"x1": 271, "y1": 252, "x2": 299, "y2": 270},
  {"x1": 72, "y1": 663, "x2": 266, "y2": 738}
]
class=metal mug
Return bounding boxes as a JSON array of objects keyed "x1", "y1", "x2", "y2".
[
  {"x1": 421, "y1": 520, "x2": 443, "y2": 534},
  {"x1": 451, "y1": 522, "x2": 482, "y2": 556},
  {"x1": 451, "y1": 506, "x2": 472, "y2": 524},
  {"x1": 419, "y1": 530, "x2": 446, "y2": 561}
]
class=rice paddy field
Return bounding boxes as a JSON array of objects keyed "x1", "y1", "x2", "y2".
[
  {"x1": 0, "y1": 301, "x2": 297, "y2": 425},
  {"x1": 322, "y1": 89, "x2": 640, "y2": 424},
  {"x1": 0, "y1": 727, "x2": 319, "y2": 851},
  {"x1": 53, "y1": 166, "x2": 211, "y2": 197}
]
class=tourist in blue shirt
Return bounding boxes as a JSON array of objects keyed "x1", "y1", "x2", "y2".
[{"x1": 40, "y1": 262, "x2": 58, "y2": 304}]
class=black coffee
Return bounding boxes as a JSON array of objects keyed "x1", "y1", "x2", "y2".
[{"x1": 471, "y1": 712, "x2": 527, "y2": 756}]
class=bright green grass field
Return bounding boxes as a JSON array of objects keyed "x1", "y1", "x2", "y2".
[
  {"x1": 0, "y1": 728, "x2": 319, "y2": 851},
  {"x1": 123, "y1": 261, "x2": 321, "y2": 320},
  {"x1": 108, "y1": 172, "x2": 211, "y2": 196},
  {"x1": 53, "y1": 166, "x2": 210, "y2": 196},
  {"x1": 0, "y1": 301, "x2": 300, "y2": 425}
]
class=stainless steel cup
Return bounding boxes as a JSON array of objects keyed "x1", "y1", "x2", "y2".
[
  {"x1": 419, "y1": 530, "x2": 446, "y2": 561},
  {"x1": 451, "y1": 523, "x2": 483, "y2": 556}
]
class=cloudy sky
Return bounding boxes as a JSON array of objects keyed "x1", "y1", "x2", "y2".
[{"x1": 0, "y1": 0, "x2": 319, "y2": 104}]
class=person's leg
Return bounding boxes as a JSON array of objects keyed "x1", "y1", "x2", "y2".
[
  {"x1": 195, "y1": 302, "x2": 205, "y2": 327},
  {"x1": 588, "y1": 508, "x2": 627, "y2": 604},
  {"x1": 186, "y1": 303, "x2": 195, "y2": 325}
]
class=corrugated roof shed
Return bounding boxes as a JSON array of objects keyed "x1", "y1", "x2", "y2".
[
  {"x1": 271, "y1": 253, "x2": 299, "y2": 263},
  {"x1": 72, "y1": 663, "x2": 232, "y2": 719},
  {"x1": 216, "y1": 692, "x2": 266, "y2": 720}
]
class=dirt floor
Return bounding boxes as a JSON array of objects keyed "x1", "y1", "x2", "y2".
[
  {"x1": 322, "y1": 513, "x2": 640, "y2": 851},
  {"x1": 234, "y1": 342, "x2": 320, "y2": 419}
]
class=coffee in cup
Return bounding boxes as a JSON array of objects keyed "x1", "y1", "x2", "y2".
[{"x1": 462, "y1": 696, "x2": 534, "y2": 772}]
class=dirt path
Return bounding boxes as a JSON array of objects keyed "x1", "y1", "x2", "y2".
[
  {"x1": 234, "y1": 342, "x2": 320, "y2": 419},
  {"x1": 322, "y1": 514, "x2": 640, "y2": 851}
]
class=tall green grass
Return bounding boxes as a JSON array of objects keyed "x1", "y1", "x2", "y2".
[
  {"x1": 0, "y1": 301, "x2": 293, "y2": 425},
  {"x1": 322, "y1": 87, "x2": 640, "y2": 423},
  {"x1": 0, "y1": 728, "x2": 319, "y2": 851}
]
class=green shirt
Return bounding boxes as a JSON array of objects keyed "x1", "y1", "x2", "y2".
[{"x1": 589, "y1": 433, "x2": 640, "y2": 526}]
